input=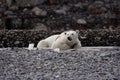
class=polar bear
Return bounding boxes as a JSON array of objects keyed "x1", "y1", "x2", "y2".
[
  {"x1": 37, "y1": 34, "x2": 60, "y2": 49},
  {"x1": 51, "y1": 30, "x2": 81, "y2": 50},
  {"x1": 35, "y1": 30, "x2": 81, "y2": 51}
]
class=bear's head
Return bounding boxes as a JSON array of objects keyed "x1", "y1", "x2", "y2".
[{"x1": 61, "y1": 30, "x2": 79, "y2": 42}]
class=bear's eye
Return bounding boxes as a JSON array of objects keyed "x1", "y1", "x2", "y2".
[
  {"x1": 65, "y1": 33, "x2": 66, "y2": 35},
  {"x1": 72, "y1": 33, "x2": 74, "y2": 35}
]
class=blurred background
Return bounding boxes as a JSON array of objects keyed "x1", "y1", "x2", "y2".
[{"x1": 0, "y1": 0, "x2": 120, "y2": 47}]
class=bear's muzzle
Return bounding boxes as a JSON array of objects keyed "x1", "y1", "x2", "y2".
[{"x1": 67, "y1": 37, "x2": 72, "y2": 41}]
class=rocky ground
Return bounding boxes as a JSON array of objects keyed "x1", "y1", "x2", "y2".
[
  {"x1": 0, "y1": 47, "x2": 120, "y2": 80},
  {"x1": 0, "y1": 0, "x2": 119, "y2": 30},
  {"x1": 0, "y1": 29, "x2": 120, "y2": 47},
  {"x1": 0, "y1": 1, "x2": 120, "y2": 80},
  {"x1": 0, "y1": 0, "x2": 119, "y2": 47}
]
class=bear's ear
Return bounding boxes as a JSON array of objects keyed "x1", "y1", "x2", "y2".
[{"x1": 76, "y1": 30, "x2": 79, "y2": 34}]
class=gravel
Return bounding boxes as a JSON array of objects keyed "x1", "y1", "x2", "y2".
[
  {"x1": 0, "y1": 29, "x2": 120, "y2": 47},
  {"x1": 0, "y1": 47, "x2": 120, "y2": 80}
]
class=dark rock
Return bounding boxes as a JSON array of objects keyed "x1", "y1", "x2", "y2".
[
  {"x1": 9, "y1": 5, "x2": 19, "y2": 11},
  {"x1": 0, "y1": 19, "x2": 4, "y2": 29},
  {"x1": 46, "y1": 0, "x2": 69, "y2": 5},
  {"x1": 74, "y1": 2, "x2": 83, "y2": 8},
  {"x1": 4, "y1": 10, "x2": 13, "y2": 16},
  {"x1": 0, "y1": 0, "x2": 119, "y2": 36},
  {"x1": 0, "y1": 0, "x2": 119, "y2": 30},
  {"x1": 11, "y1": 18, "x2": 22, "y2": 29},
  {"x1": 54, "y1": 6, "x2": 70, "y2": 15},
  {"x1": 94, "y1": 1, "x2": 104, "y2": 7},
  {"x1": 7, "y1": 0, "x2": 47, "y2": 7},
  {"x1": 6, "y1": 0, "x2": 13, "y2": 7},
  {"x1": 88, "y1": 4, "x2": 107, "y2": 14},
  {"x1": 0, "y1": 30, "x2": 120, "y2": 47},
  {"x1": 30, "y1": 0, "x2": 47, "y2": 5}
]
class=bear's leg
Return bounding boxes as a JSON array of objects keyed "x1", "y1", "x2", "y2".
[
  {"x1": 52, "y1": 42, "x2": 70, "y2": 50},
  {"x1": 73, "y1": 40, "x2": 81, "y2": 49},
  {"x1": 27, "y1": 43, "x2": 34, "y2": 50},
  {"x1": 37, "y1": 40, "x2": 49, "y2": 49},
  {"x1": 53, "y1": 48, "x2": 60, "y2": 52}
]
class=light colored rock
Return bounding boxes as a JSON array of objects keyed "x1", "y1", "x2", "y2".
[
  {"x1": 28, "y1": 43, "x2": 34, "y2": 50},
  {"x1": 75, "y1": 2, "x2": 83, "y2": 8},
  {"x1": 31, "y1": 7, "x2": 47, "y2": 16},
  {"x1": 6, "y1": 0, "x2": 12, "y2": 7},
  {"x1": 34, "y1": 23, "x2": 47, "y2": 31},
  {"x1": 77, "y1": 19, "x2": 87, "y2": 25},
  {"x1": 55, "y1": 6, "x2": 70, "y2": 15},
  {"x1": 9, "y1": 5, "x2": 19, "y2": 11},
  {"x1": 55, "y1": 9, "x2": 66, "y2": 15}
]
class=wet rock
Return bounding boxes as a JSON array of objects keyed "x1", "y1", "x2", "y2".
[{"x1": 31, "y1": 7, "x2": 47, "y2": 17}]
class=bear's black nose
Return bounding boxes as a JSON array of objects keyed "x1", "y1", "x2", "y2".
[{"x1": 68, "y1": 37, "x2": 72, "y2": 41}]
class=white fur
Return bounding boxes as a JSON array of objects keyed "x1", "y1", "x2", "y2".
[
  {"x1": 29, "y1": 30, "x2": 81, "y2": 51},
  {"x1": 37, "y1": 35, "x2": 59, "y2": 49},
  {"x1": 51, "y1": 30, "x2": 81, "y2": 50},
  {"x1": 27, "y1": 43, "x2": 37, "y2": 50}
]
